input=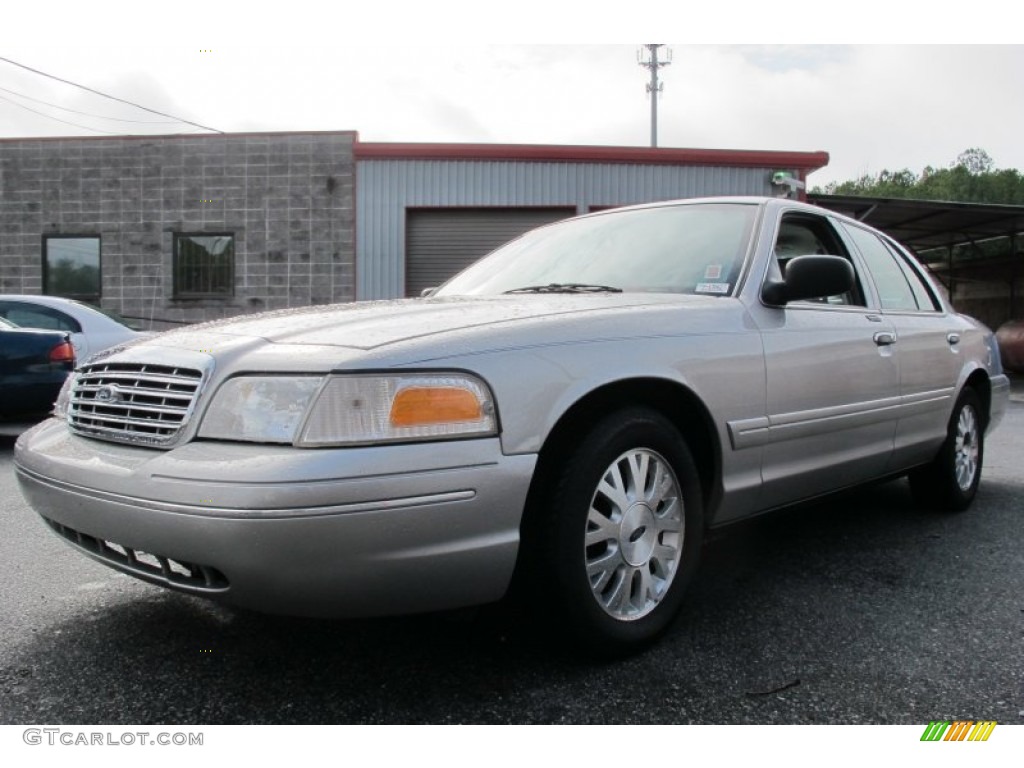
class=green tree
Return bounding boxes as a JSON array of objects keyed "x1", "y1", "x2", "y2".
[
  {"x1": 815, "y1": 148, "x2": 1024, "y2": 205},
  {"x1": 955, "y1": 148, "x2": 994, "y2": 175},
  {"x1": 816, "y1": 148, "x2": 1024, "y2": 277}
]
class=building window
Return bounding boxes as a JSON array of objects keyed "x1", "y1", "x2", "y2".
[
  {"x1": 43, "y1": 236, "x2": 101, "y2": 302},
  {"x1": 174, "y1": 234, "x2": 235, "y2": 298}
]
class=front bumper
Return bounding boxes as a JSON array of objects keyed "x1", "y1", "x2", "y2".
[{"x1": 15, "y1": 419, "x2": 536, "y2": 617}]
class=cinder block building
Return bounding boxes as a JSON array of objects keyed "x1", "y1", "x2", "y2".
[
  {"x1": 0, "y1": 131, "x2": 828, "y2": 327},
  {"x1": 0, "y1": 131, "x2": 355, "y2": 327}
]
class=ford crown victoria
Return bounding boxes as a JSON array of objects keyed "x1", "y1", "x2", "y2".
[{"x1": 15, "y1": 197, "x2": 1010, "y2": 653}]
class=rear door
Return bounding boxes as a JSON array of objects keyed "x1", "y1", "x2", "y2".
[{"x1": 837, "y1": 223, "x2": 962, "y2": 469}]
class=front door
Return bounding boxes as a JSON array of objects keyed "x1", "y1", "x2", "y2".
[{"x1": 751, "y1": 212, "x2": 900, "y2": 509}]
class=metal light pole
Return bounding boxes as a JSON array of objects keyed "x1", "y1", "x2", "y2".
[{"x1": 638, "y1": 44, "x2": 671, "y2": 147}]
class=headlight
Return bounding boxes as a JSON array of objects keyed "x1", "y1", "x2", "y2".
[
  {"x1": 296, "y1": 373, "x2": 497, "y2": 447},
  {"x1": 196, "y1": 373, "x2": 497, "y2": 447},
  {"x1": 198, "y1": 376, "x2": 324, "y2": 443}
]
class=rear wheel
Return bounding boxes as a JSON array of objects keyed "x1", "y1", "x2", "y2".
[
  {"x1": 530, "y1": 407, "x2": 703, "y2": 655},
  {"x1": 909, "y1": 388, "x2": 984, "y2": 512}
]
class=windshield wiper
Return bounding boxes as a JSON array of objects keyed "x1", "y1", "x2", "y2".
[{"x1": 503, "y1": 283, "x2": 623, "y2": 294}]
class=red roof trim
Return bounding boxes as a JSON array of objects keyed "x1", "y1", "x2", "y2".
[{"x1": 356, "y1": 142, "x2": 829, "y2": 171}]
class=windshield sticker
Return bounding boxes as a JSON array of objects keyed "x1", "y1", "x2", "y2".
[
  {"x1": 696, "y1": 282, "x2": 731, "y2": 295},
  {"x1": 704, "y1": 264, "x2": 723, "y2": 280}
]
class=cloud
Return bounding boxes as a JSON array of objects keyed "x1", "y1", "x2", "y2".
[{"x1": 2, "y1": 44, "x2": 1022, "y2": 189}]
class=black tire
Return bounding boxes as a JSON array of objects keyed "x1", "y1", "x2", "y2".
[
  {"x1": 909, "y1": 388, "x2": 984, "y2": 512},
  {"x1": 528, "y1": 407, "x2": 703, "y2": 656}
]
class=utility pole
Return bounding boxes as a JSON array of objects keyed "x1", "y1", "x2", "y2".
[{"x1": 638, "y1": 44, "x2": 671, "y2": 147}]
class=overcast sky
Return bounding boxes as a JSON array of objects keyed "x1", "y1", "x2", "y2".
[{"x1": 2, "y1": 4, "x2": 1020, "y2": 189}]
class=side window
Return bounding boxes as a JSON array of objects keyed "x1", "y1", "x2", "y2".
[
  {"x1": 882, "y1": 239, "x2": 940, "y2": 311},
  {"x1": 0, "y1": 302, "x2": 81, "y2": 332},
  {"x1": 841, "y1": 224, "x2": 920, "y2": 311},
  {"x1": 771, "y1": 214, "x2": 865, "y2": 306}
]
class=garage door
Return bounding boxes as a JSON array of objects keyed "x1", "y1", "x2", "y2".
[{"x1": 405, "y1": 208, "x2": 575, "y2": 296}]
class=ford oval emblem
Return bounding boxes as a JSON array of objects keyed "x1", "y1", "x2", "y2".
[{"x1": 96, "y1": 385, "x2": 121, "y2": 403}]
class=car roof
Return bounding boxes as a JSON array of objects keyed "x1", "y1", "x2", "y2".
[
  {"x1": 0, "y1": 295, "x2": 132, "y2": 329},
  {"x1": 576, "y1": 195, "x2": 827, "y2": 218},
  {"x1": 579, "y1": 196, "x2": 884, "y2": 236},
  {"x1": 0, "y1": 294, "x2": 90, "y2": 308}
]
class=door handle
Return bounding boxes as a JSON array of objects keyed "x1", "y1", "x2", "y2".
[
  {"x1": 947, "y1": 332, "x2": 961, "y2": 345},
  {"x1": 873, "y1": 331, "x2": 896, "y2": 346}
]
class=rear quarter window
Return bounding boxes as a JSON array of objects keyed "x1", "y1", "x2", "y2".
[
  {"x1": 840, "y1": 224, "x2": 923, "y2": 311},
  {"x1": 882, "y1": 239, "x2": 941, "y2": 311}
]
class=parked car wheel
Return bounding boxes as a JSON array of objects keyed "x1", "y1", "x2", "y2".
[
  {"x1": 909, "y1": 388, "x2": 984, "y2": 512},
  {"x1": 536, "y1": 408, "x2": 703, "y2": 655}
]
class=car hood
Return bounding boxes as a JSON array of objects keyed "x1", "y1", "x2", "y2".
[{"x1": 147, "y1": 294, "x2": 719, "y2": 352}]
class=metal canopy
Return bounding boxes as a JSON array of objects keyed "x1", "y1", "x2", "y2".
[{"x1": 809, "y1": 194, "x2": 1024, "y2": 254}]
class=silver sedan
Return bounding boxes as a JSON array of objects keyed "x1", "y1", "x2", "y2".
[
  {"x1": 0, "y1": 294, "x2": 147, "y2": 362},
  {"x1": 15, "y1": 197, "x2": 1010, "y2": 654}
]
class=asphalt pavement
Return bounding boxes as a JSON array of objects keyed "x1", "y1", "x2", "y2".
[{"x1": 1, "y1": 401, "x2": 1022, "y2": 725}]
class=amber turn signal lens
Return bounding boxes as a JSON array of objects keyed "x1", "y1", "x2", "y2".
[{"x1": 389, "y1": 386, "x2": 483, "y2": 427}]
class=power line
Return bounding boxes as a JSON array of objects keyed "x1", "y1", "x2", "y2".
[
  {"x1": 0, "y1": 84, "x2": 186, "y2": 124},
  {"x1": 0, "y1": 55, "x2": 223, "y2": 134},
  {"x1": 0, "y1": 93, "x2": 121, "y2": 135}
]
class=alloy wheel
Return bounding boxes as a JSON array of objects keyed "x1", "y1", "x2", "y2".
[
  {"x1": 954, "y1": 404, "x2": 979, "y2": 492},
  {"x1": 584, "y1": 448, "x2": 685, "y2": 621}
]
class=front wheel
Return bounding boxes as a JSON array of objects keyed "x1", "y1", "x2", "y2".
[
  {"x1": 909, "y1": 388, "x2": 984, "y2": 512},
  {"x1": 531, "y1": 408, "x2": 704, "y2": 655}
]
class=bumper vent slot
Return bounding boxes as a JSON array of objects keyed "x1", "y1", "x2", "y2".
[
  {"x1": 45, "y1": 517, "x2": 228, "y2": 592},
  {"x1": 67, "y1": 361, "x2": 204, "y2": 447}
]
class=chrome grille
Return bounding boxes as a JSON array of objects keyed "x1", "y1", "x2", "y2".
[{"x1": 68, "y1": 361, "x2": 204, "y2": 446}]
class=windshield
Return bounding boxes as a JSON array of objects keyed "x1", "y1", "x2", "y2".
[{"x1": 436, "y1": 202, "x2": 758, "y2": 297}]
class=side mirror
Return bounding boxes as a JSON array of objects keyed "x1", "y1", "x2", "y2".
[
  {"x1": 420, "y1": 287, "x2": 438, "y2": 297},
  {"x1": 762, "y1": 255, "x2": 855, "y2": 305}
]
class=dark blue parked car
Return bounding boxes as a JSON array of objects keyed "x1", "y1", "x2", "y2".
[{"x1": 0, "y1": 317, "x2": 75, "y2": 434}]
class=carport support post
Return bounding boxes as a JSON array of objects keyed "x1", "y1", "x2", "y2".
[
  {"x1": 1011, "y1": 233, "x2": 1019, "y2": 319},
  {"x1": 947, "y1": 244, "x2": 956, "y2": 305}
]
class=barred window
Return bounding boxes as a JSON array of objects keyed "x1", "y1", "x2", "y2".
[
  {"x1": 44, "y1": 235, "x2": 101, "y2": 301},
  {"x1": 174, "y1": 234, "x2": 234, "y2": 298}
]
